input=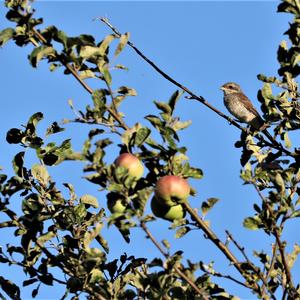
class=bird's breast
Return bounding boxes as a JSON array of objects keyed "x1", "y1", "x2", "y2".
[{"x1": 224, "y1": 95, "x2": 257, "y2": 124}]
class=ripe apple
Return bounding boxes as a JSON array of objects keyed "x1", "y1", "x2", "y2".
[
  {"x1": 151, "y1": 197, "x2": 185, "y2": 221},
  {"x1": 114, "y1": 153, "x2": 144, "y2": 180},
  {"x1": 107, "y1": 193, "x2": 126, "y2": 213},
  {"x1": 155, "y1": 175, "x2": 190, "y2": 206}
]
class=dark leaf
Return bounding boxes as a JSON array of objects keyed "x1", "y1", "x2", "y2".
[
  {"x1": 32, "y1": 283, "x2": 40, "y2": 298},
  {"x1": 6, "y1": 128, "x2": 24, "y2": 144},
  {"x1": 201, "y1": 198, "x2": 219, "y2": 216},
  {"x1": 45, "y1": 122, "x2": 65, "y2": 137},
  {"x1": 23, "y1": 278, "x2": 38, "y2": 287},
  {"x1": 168, "y1": 90, "x2": 184, "y2": 113},
  {"x1": 12, "y1": 151, "x2": 25, "y2": 177},
  {"x1": 0, "y1": 276, "x2": 20, "y2": 300},
  {"x1": 38, "y1": 274, "x2": 53, "y2": 286}
]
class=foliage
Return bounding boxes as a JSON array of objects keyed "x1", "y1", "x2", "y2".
[{"x1": 0, "y1": 0, "x2": 299, "y2": 299}]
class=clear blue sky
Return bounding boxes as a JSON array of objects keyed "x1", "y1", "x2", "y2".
[{"x1": 0, "y1": 1, "x2": 298, "y2": 299}]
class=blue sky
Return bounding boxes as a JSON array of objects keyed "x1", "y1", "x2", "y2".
[{"x1": 0, "y1": 1, "x2": 298, "y2": 299}]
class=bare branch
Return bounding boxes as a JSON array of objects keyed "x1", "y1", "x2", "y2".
[
  {"x1": 253, "y1": 184, "x2": 295, "y2": 294},
  {"x1": 99, "y1": 18, "x2": 292, "y2": 157},
  {"x1": 140, "y1": 222, "x2": 208, "y2": 298}
]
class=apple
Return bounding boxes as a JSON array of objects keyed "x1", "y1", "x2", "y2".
[
  {"x1": 114, "y1": 153, "x2": 144, "y2": 180},
  {"x1": 155, "y1": 175, "x2": 190, "y2": 206},
  {"x1": 151, "y1": 197, "x2": 185, "y2": 221},
  {"x1": 107, "y1": 193, "x2": 126, "y2": 213}
]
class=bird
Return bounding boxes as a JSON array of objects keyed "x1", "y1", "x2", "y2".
[{"x1": 220, "y1": 82, "x2": 277, "y2": 145}]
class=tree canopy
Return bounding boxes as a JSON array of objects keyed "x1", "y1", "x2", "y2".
[{"x1": 0, "y1": 0, "x2": 300, "y2": 299}]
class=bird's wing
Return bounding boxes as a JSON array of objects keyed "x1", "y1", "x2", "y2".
[{"x1": 237, "y1": 92, "x2": 261, "y2": 117}]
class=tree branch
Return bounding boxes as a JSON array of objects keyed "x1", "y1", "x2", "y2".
[
  {"x1": 253, "y1": 184, "x2": 294, "y2": 294},
  {"x1": 140, "y1": 222, "x2": 209, "y2": 298},
  {"x1": 30, "y1": 28, "x2": 129, "y2": 131},
  {"x1": 99, "y1": 17, "x2": 292, "y2": 157},
  {"x1": 182, "y1": 202, "x2": 267, "y2": 296}
]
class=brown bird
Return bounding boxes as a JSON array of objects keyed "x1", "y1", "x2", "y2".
[{"x1": 220, "y1": 82, "x2": 276, "y2": 144}]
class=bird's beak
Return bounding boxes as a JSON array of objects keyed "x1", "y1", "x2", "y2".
[{"x1": 220, "y1": 86, "x2": 225, "y2": 91}]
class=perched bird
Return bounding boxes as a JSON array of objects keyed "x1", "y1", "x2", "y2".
[
  {"x1": 220, "y1": 82, "x2": 265, "y2": 130},
  {"x1": 220, "y1": 82, "x2": 279, "y2": 146}
]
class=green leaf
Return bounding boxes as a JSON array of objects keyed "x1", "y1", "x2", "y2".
[
  {"x1": 283, "y1": 132, "x2": 292, "y2": 148},
  {"x1": 117, "y1": 86, "x2": 137, "y2": 96},
  {"x1": 100, "y1": 65, "x2": 112, "y2": 85},
  {"x1": 185, "y1": 167, "x2": 203, "y2": 179},
  {"x1": 12, "y1": 151, "x2": 25, "y2": 177},
  {"x1": 83, "y1": 223, "x2": 103, "y2": 251},
  {"x1": 29, "y1": 46, "x2": 56, "y2": 67},
  {"x1": 172, "y1": 120, "x2": 192, "y2": 131},
  {"x1": 45, "y1": 122, "x2": 65, "y2": 137},
  {"x1": 135, "y1": 127, "x2": 151, "y2": 147},
  {"x1": 95, "y1": 234, "x2": 109, "y2": 254},
  {"x1": 168, "y1": 90, "x2": 184, "y2": 113},
  {"x1": 145, "y1": 115, "x2": 162, "y2": 128},
  {"x1": 90, "y1": 269, "x2": 103, "y2": 283},
  {"x1": 286, "y1": 244, "x2": 300, "y2": 269},
  {"x1": 63, "y1": 183, "x2": 77, "y2": 202},
  {"x1": 54, "y1": 30, "x2": 68, "y2": 48},
  {"x1": 115, "y1": 32, "x2": 130, "y2": 57},
  {"x1": 201, "y1": 198, "x2": 219, "y2": 216},
  {"x1": 79, "y1": 70, "x2": 96, "y2": 79},
  {"x1": 79, "y1": 45, "x2": 103, "y2": 59},
  {"x1": 0, "y1": 28, "x2": 14, "y2": 46},
  {"x1": 154, "y1": 101, "x2": 172, "y2": 114},
  {"x1": 27, "y1": 112, "x2": 44, "y2": 130},
  {"x1": 80, "y1": 194, "x2": 99, "y2": 208},
  {"x1": 36, "y1": 231, "x2": 56, "y2": 246},
  {"x1": 277, "y1": 0, "x2": 300, "y2": 14},
  {"x1": 31, "y1": 164, "x2": 50, "y2": 186},
  {"x1": 261, "y1": 83, "x2": 273, "y2": 100},
  {"x1": 243, "y1": 216, "x2": 261, "y2": 230},
  {"x1": 175, "y1": 226, "x2": 191, "y2": 238},
  {"x1": 98, "y1": 34, "x2": 116, "y2": 54},
  {"x1": 162, "y1": 239, "x2": 170, "y2": 249}
]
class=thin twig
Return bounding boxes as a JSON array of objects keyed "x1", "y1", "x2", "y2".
[
  {"x1": 202, "y1": 265, "x2": 250, "y2": 290},
  {"x1": 253, "y1": 184, "x2": 294, "y2": 293},
  {"x1": 182, "y1": 202, "x2": 267, "y2": 296},
  {"x1": 99, "y1": 18, "x2": 293, "y2": 157},
  {"x1": 140, "y1": 222, "x2": 208, "y2": 298},
  {"x1": 30, "y1": 28, "x2": 129, "y2": 131},
  {"x1": 225, "y1": 230, "x2": 251, "y2": 262},
  {"x1": 2, "y1": 251, "x2": 66, "y2": 285},
  {"x1": 264, "y1": 242, "x2": 278, "y2": 293},
  {"x1": 225, "y1": 230, "x2": 275, "y2": 299}
]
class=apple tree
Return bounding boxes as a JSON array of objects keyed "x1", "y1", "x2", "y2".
[{"x1": 0, "y1": 0, "x2": 300, "y2": 299}]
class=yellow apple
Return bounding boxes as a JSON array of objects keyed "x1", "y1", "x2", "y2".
[
  {"x1": 107, "y1": 193, "x2": 126, "y2": 213},
  {"x1": 151, "y1": 197, "x2": 185, "y2": 221}
]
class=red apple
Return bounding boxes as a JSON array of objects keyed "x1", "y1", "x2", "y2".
[
  {"x1": 151, "y1": 197, "x2": 185, "y2": 221},
  {"x1": 155, "y1": 175, "x2": 190, "y2": 206},
  {"x1": 114, "y1": 153, "x2": 144, "y2": 180}
]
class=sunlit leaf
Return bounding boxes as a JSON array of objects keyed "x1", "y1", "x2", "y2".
[
  {"x1": 80, "y1": 194, "x2": 99, "y2": 208},
  {"x1": 0, "y1": 27, "x2": 14, "y2": 46},
  {"x1": 31, "y1": 164, "x2": 50, "y2": 186}
]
